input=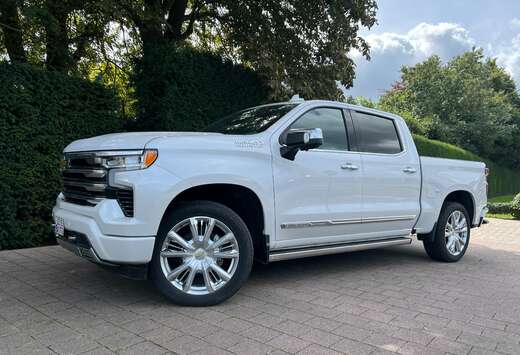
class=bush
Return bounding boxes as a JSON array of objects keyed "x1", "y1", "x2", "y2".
[
  {"x1": 131, "y1": 44, "x2": 271, "y2": 131},
  {"x1": 512, "y1": 193, "x2": 520, "y2": 220},
  {"x1": 488, "y1": 202, "x2": 513, "y2": 214},
  {"x1": 413, "y1": 135, "x2": 520, "y2": 198},
  {"x1": 0, "y1": 63, "x2": 123, "y2": 250}
]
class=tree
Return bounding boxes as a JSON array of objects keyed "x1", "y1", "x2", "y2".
[
  {"x1": 110, "y1": 0, "x2": 378, "y2": 99},
  {"x1": 0, "y1": 0, "x2": 113, "y2": 72},
  {"x1": 380, "y1": 49, "x2": 519, "y2": 168}
]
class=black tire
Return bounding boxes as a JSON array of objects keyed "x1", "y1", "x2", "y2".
[
  {"x1": 151, "y1": 200, "x2": 253, "y2": 306},
  {"x1": 423, "y1": 201, "x2": 470, "y2": 262}
]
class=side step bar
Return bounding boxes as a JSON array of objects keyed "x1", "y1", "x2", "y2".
[{"x1": 268, "y1": 237, "x2": 412, "y2": 262}]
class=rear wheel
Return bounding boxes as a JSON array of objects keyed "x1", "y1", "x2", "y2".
[
  {"x1": 423, "y1": 202, "x2": 470, "y2": 262},
  {"x1": 151, "y1": 201, "x2": 253, "y2": 306}
]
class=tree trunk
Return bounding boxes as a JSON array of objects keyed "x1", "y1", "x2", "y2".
[
  {"x1": 0, "y1": 0, "x2": 27, "y2": 63},
  {"x1": 45, "y1": 0, "x2": 71, "y2": 71},
  {"x1": 140, "y1": 0, "x2": 164, "y2": 57}
]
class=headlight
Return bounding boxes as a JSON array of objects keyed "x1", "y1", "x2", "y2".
[{"x1": 98, "y1": 149, "x2": 158, "y2": 170}]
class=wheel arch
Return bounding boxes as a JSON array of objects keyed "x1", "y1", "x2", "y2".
[
  {"x1": 158, "y1": 183, "x2": 269, "y2": 263},
  {"x1": 418, "y1": 189, "x2": 475, "y2": 242},
  {"x1": 443, "y1": 189, "x2": 476, "y2": 224}
]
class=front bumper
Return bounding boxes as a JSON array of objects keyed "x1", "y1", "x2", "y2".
[
  {"x1": 53, "y1": 201, "x2": 155, "y2": 264},
  {"x1": 55, "y1": 230, "x2": 149, "y2": 279}
]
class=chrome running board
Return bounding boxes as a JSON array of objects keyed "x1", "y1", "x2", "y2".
[{"x1": 268, "y1": 237, "x2": 412, "y2": 262}]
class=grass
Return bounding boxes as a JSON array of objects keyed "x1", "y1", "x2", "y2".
[
  {"x1": 487, "y1": 213, "x2": 515, "y2": 220},
  {"x1": 489, "y1": 195, "x2": 515, "y2": 203}
]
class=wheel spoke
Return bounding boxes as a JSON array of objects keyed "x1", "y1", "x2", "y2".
[
  {"x1": 210, "y1": 263, "x2": 231, "y2": 281},
  {"x1": 202, "y1": 218, "x2": 216, "y2": 246},
  {"x1": 161, "y1": 250, "x2": 192, "y2": 258},
  {"x1": 167, "y1": 263, "x2": 190, "y2": 281},
  {"x1": 213, "y1": 250, "x2": 239, "y2": 259},
  {"x1": 456, "y1": 226, "x2": 467, "y2": 234},
  {"x1": 454, "y1": 211, "x2": 461, "y2": 226},
  {"x1": 446, "y1": 236, "x2": 455, "y2": 251},
  {"x1": 183, "y1": 266, "x2": 197, "y2": 292},
  {"x1": 189, "y1": 218, "x2": 199, "y2": 239},
  {"x1": 211, "y1": 233, "x2": 234, "y2": 250},
  {"x1": 202, "y1": 266, "x2": 214, "y2": 292},
  {"x1": 167, "y1": 231, "x2": 194, "y2": 251},
  {"x1": 454, "y1": 239, "x2": 461, "y2": 253}
]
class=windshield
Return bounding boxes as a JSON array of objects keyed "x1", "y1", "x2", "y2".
[{"x1": 204, "y1": 104, "x2": 298, "y2": 134}]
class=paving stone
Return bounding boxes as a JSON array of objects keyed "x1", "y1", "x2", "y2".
[
  {"x1": 296, "y1": 344, "x2": 343, "y2": 355},
  {"x1": 118, "y1": 341, "x2": 168, "y2": 355},
  {"x1": 331, "y1": 338, "x2": 376, "y2": 354},
  {"x1": 0, "y1": 219, "x2": 519, "y2": 355},
  {"x1": 228, "y1": 338, "x2": 276, "y2": 354}
]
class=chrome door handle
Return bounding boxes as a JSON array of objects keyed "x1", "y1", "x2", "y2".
[
  {"x1": 403, "y1": 166, "x2": 417, "y2": 174},
  {"x1": 341, "y1": 163, "x2": 359, "y2": 170}
]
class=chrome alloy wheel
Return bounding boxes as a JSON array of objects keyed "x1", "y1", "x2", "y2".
[
  {"x1": 444, "y1": 210, "x2": 468, "y2": 256},
  {"x1": 159, "y1": 216, "x2": 239, "y2": 295}
]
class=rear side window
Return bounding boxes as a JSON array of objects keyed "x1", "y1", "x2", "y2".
[
  {"x1": 289, "y1": 108, "x2": 348, "y2": 151},
  {"x1": 352, "y1": 112, "x2": 402, "y2": 154}
]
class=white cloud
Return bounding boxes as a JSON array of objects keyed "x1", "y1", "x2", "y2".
[
  {"x1": 510, "y1": 18, "x2": 520, "y2": 29},
  {"x1": 345, "y1": 22, "x2": 475, "y2": 99},
  {"x1": 495, "y1": 34, "x2": 520, "y2": 85}
]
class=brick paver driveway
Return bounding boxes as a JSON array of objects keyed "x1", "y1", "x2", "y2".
[{"x1": 1, "y1": 219, "x2": 520, "y2": 355}]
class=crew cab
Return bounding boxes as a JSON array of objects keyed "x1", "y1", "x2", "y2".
[{"x1": 53, "y1": 98, "x2": 488, "y2": 306}]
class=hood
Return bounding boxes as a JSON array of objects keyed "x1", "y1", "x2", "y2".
[{"x1": 64, "y1": 132, "x2": 222, "y2": 153}]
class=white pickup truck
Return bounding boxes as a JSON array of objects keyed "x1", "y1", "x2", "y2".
[{"x1": 53, "y1": 98, "x2": 488, "y2": 306}]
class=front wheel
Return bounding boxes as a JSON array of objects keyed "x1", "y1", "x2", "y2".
[
  {"x1": 423, "y1": 202, "x2": 470, "y2": 262},
  {"x1": 150, "y1": 201, "x2": 253, "y2": 306}
]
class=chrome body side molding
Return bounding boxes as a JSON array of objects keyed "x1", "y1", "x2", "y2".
[
  {"x1": 280, "y1": 215, "x2": 416, "y2": 229},
  {"x1": 268, "y1": 237, "x2": 412, "y2": 262}
]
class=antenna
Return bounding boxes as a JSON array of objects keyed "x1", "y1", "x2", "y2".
[{"x1": 289, "y1": 94, "x2": 304, "y2": 103}]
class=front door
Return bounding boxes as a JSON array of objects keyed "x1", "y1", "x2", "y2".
[{"x1": 271, "y1": 107, "x2": 363, "y2": 249}]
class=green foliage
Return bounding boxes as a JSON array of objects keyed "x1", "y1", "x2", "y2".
[
  {"x1": 0, "y1": 63, "x2": 122, "y2": 250},
  {"x1": 488, "y1": 202, "x2": 512, "y2": 214},
  {"x1": 489, "y1": 195, "x2": 515, "y2": 203},
  {"x1": 110, "y1": 0, "x2": 378, "y2": 100},
  {"x1": 512, "y1": 193, "x2": 520, "y2": 220},
  {"x1": 131, "y1": 44, "x2": 271, "y2": 131},
  {"x1": 412, "y1": 135, "x2": 520, "y2": 198},
  {"x1": 381, "y1": 49, "x2": 520, "y2": 169}
]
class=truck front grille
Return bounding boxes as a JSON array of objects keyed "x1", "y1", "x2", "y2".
[{"x1": 62, "y1": 152, "x2": 134, "y2": 217}]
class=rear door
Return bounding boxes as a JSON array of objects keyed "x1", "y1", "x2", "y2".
[{"x1": 349, "y1": 110, "x2": 421, "y2": 237}]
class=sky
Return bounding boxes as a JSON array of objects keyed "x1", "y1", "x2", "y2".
[{"x1": 344, "y1": 0, "x2": 520, "y2": 99}]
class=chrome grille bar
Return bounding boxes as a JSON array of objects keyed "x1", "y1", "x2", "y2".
[{"x1": 61, "y1": 151, "x2": 134, "y2": 217}]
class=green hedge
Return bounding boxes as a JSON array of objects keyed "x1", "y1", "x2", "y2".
[
  {"x1": 488, "y1": 202, "x2": 513, "y2": 214},
  {"x1": 131, "y1": 44, "x2": 271, "y2": 131},
  {"x1": 0, "y1": 63, "x2": 123, "y2": 250},
  {"x1": 413, "y1": 134, "x2": 520, "y2": 198}
]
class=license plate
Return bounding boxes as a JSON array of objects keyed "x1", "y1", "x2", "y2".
[{"x1": 54, "y1": 216, "x2": 65, "y2": 237}]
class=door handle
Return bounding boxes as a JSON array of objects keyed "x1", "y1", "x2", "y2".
[
  {"x1": 341, "y1": 163, "x2": 359, "y2": 170},
  {"x1": 403, "y1": 166, "x2": 417, "y2": 174}
]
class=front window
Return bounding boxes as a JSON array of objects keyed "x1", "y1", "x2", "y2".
[
  {"x1": 204, "y1": 104, "x2": 298, "y2": 134},
  {"x1": 289, "y1": 108, "x2": 349, "y2": 151}
]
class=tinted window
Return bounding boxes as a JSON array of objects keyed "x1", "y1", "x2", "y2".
[
  {"x1": 204, "y1": 104, "x2": 298, "y2": 134},
  {"x1": 352, "y1": 112, "x2": 402, "y2": 154},
  {"x1": 289, "y1": 108, "x2": 348, "y2": 151}
]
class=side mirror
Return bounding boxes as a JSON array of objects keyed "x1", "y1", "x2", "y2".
[{"x1": 280, "y1": 128, "x2": 323, "y2": 160}]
